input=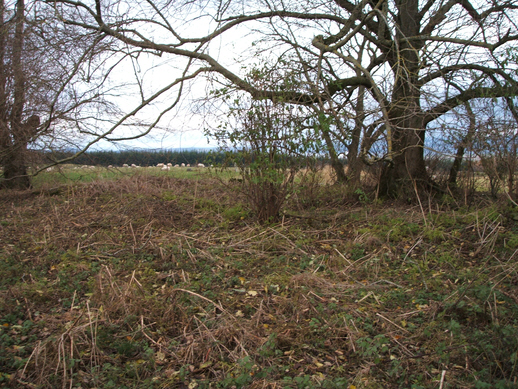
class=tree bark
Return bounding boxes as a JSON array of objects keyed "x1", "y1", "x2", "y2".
[
  {"x1": 448, "y1": 103, "x2": 476, "y2": 190},
  {"x1": 448, "y1": 144, "x2": 466, "y2": 190},
  {"x1": 0, "y1": 0, "x2": 9, "y2": 150},
  {"x1": 346, "y1": 75, "x2": 366, "y2": 186},
  {"x1": 2, "y1": 146, "x2": 30, "y2": 189},
  {"x1": 346, "y1": 127, "x2": 362, "y2": 185},
  {"x1": 321, "y1": 126, "x2": 347, "y2": 184},
  {"x1": 378, "y1": 0, "x2": 429, "y2": 198},
  {"x1": 1, "y1": 0, "x2": 31, "y2": 189},
  {"x1": 380, "y1": 128, "x2": 428, "y2": 195}
]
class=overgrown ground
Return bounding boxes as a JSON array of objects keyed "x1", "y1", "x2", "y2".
[{"x1": 1, "y1": 169, "x2": 517, "y2": 388}]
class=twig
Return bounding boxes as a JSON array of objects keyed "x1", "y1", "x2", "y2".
[
  {"x1": 227, "y1": 229, "x2": 270, "y2": 248},
  {"x1": 129, "y1": 222, "x2": 137, "y2": 251},
  {"x1": 341, "y1": 254, "x2": 369, "y2": 273},
  {"x1": 140, "y1": 315, "x2": 163, "y2": 348},
  {"x1": 493, "y1": 292, "x2": 499, "y2": 325},
  {"x1": 192, "y1": 180, "x2": 198, "y2": 215},
  {"x1": 268, "y1": 227, "x2": 308, "y2": 255},
  {"x1": 172, "y1": 288, "x2": 230, "y2": 317},
  {"x1": 21, "y1": 341, "x2": 40, "y2": 382},
  {"x1": 69, "y1": 335, "x2": 73, "y2": 389},
  {"x1": 193, "y1": 315, "x2": 232, "y2": 355},
  {"x1": 334, "y1": 248, "x2": 353, "y2": 266},
  {"x1": 312, "y1": 255, "x2": 327, "y2": 274},
  {"x1": 376, "y1": 313, "x2": 410, "y2": 333},
  {"x1": 138, "y1": 224, "x2": 154, "y2": 250},
  {"x1": 398, "y1": 309, "x2": 424, "y2": 317},
  {"x1": 402, "y1": 238, "x2": 422, "y2": 262},
  {"x1": 369, "y1": 279, "x2": 404, "y2": 289},
  {"x1": 283, "y1": 208, "x2": 364, "y2": 222},
  {"x1": 70, "y1": 290, "x2": 76, "y2": 312},
  {"x1": 356, "y1": 291, "x2": 381, "y2": 304},
  {"x1": 86, "y1": 301, "x2": 99, "y2": 368},
  {"x1": 412, "y1": 178, "x2": 428, "y2": 228},
  {"x1": 308, "y1": 290, "x2": 326, "y2": 301},
  {"x1": 343, "y1": 317, "x2": 356, "y2": 352},
  {"x1": 403, "y1": 238, "x2": 428, "y2": 291},
  {"x1": 233, "y1": 335, "x2": 249, "y2": 356},
  {"x1": 172, "y1": 231, "x2": 210, "y2": 244},
  {"x1": 439, "y1": 370, "x2": 446, "y2": 389},
  {"x1": 388, "y1": 334, "x2": 414, "y2": 357}
]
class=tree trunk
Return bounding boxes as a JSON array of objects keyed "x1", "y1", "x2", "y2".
[
  {"x1": 318, "y1": 113, "x2": 347, "y2": 183},
  {"x1": 322, "y1": 131, "x2": 347, "y2": 183},
  {"x1": 378, "y1": 0, "x2": 429, "y2": 198},
  {"x1": 379, "y1": 125, "x2": 428, "y2": 197},
  {"x1": 0, "y1": 0, "x2": 9, "y2": 153},
  {"x1": 448, "y1": 103, "x2": 476, "y2": 190},
  {"x1": 2, "y1": 145, "x2": 30, "y2": 189},
  {"x1": 346, "y1": 84, "x2": 365, "y2": 186},
  {"x1": 324, "y1": 133, "x2": 347, "y2": 184},
  {"x1": 448, "y1": 144, "x2": 465, "y2": 189},
  {"x1": 346, "y1": 138, "x2": 362, "y2": 185},
  {"x1": 378, "y1": 71, "x2": 429, "y2": 197},
  {"x1": 1, "y1": 0, "x2": 31, "y2": 189}
]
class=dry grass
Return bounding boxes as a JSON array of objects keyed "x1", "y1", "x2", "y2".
[{"x1": 1, "y1": 173, "x2": 517, "y2": 388}]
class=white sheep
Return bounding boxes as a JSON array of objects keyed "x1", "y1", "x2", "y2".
[
  {"x1": 181, "y1": 163, "x2": 185, "y2": 167},
  {"x1": 197, "y1": 163, "x2": 205, "y2": 168},
  {"x1": 174, "y1": 164, "x2": 179, "y2": 167},
  {"x1": 157, "y1": 163, "x2": 164, "y2": 167},
  {"x1": 186, "y1": 164, "x2": 191, "y2": 167},
  {"x1": 167, "y1": 163, "x2": 173, "y2": 167},
  {"x1": 123, "y1": 164, "x2": 129, "y2": 167},
  {"x1": 161, "y1": 165, "x2": 170, "y2": 171}
]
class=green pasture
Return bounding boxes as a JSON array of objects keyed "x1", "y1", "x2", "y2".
[{"x1": 29, "y1": 165, "x2": 235, "y2": 188}]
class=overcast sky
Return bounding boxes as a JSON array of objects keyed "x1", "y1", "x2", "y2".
[{"x1": 87, "y1": 7, "x2": 259, "y2": 152}]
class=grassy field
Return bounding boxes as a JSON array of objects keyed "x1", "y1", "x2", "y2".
[
  {"x1": 29, "y1": 165, "x2": 217, "y2": 187},
  {"x1": 1, "y1": 168, "x2": 517, "y2": 388}
]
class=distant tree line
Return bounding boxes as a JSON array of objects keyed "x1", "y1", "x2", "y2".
[
  {"x1": 40, "y1": 149, "x2": 331, "y2": 168},
  {"x1": 48, "y1": 149, "x2": 221, "y2": 167}
]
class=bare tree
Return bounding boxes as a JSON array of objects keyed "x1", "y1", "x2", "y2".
[
  {"x1": 45, "y1": 0, "x2": 518, "y2": 197},
  {"x1": 0, "y1": 0, "x2": 119, "y2": 188},
  {"x1": 447, "y1": 102, "x2": 477, "y2": 191},
  {"x1": 470, "y1": 102, "x2": 518, "y2": 200},
  {"x1": 0, "y1": 0, "x2": 34, "y2": 188}
]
